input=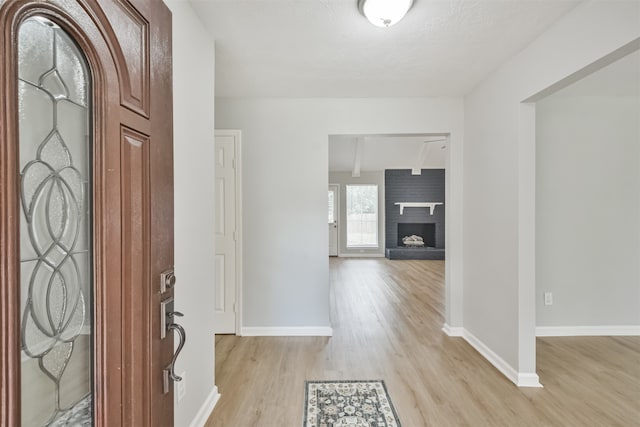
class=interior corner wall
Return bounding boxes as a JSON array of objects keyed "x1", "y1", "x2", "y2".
[
  {"x1": 536, "y1": 94, "x2": 640, "y2": 328},
  {"x1": 215, "y1": 97, "x2": 464, "y2": 329},
  {"x1": 329, "y1": 171, "x2": 385, "y2": 257},
  {"x1": 463, "y1": 0, "x2": 640, "y2": 381},
  {"x1": 165, "y1": 1, "x2": 217, "y2": 425}
]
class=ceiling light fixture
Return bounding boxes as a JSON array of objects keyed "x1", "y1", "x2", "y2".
[{"x1": 358, "y1": 0, "x2": 414, "y2": 28}]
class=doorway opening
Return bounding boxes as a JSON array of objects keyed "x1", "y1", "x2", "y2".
[
  {"x1": 327, "y1": 132, "x2": 452, "y2": 325},
  {"x1": 521, "y1": 45, "x2": 640, "y2": 386}
]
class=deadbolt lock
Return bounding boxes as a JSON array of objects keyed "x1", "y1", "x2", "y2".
[{"x1": 160, "y1": 269, "x2": 176, "y2": 293}]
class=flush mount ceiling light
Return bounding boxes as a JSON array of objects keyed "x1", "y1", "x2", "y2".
[{"x1": 358, "y1": 0, "x2": 414, "y2": 28}]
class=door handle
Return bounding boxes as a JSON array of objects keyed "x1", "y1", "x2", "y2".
[
  {"x1": 167, "y1": 312, "x2": 186, "y2": 382},
  {"x1": 162, "y1": 309, "x2": 186, "y2": 394}
]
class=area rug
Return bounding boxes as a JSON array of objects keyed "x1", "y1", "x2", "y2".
[{"x1": 303, "y1": 380, "x2": 402, "y2": 427}]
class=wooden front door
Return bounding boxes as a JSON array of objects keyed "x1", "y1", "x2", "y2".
[{"x1": 0, "y1": 0, "x2": 176, "y2": 426}]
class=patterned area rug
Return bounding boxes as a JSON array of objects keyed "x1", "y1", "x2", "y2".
[{"x1": 303, "y1": 380, "x2": 402, "y2": 427}]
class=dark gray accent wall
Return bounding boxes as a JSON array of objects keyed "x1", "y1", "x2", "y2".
[{"x1": 385, "y1": 169, "x2": 445, "y2": 249}]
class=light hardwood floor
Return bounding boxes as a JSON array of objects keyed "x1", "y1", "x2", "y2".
[{"x1": 206, "y1": 258, "x2": 640, "y2": 426}]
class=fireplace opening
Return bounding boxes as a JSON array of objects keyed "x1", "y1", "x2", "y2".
[{"x1": 397, "y1": 223, "x2": 436, "y2": 247}]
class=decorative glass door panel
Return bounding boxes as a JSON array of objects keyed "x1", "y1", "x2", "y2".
[{"x1": 18, "y1": 16, "x2": 93, "y2": 427}]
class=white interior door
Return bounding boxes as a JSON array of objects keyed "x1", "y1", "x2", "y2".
[
  {"x1": 329, "y1": 184, "x2": 339, "y2": 256},
  {"x1": 214, "y1": 132, "x2": 238, "y2": 334}
]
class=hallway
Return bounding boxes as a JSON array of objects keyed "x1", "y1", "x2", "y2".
[{"x1": 207, "y1": 258, "x2": 640, "y2": 426}]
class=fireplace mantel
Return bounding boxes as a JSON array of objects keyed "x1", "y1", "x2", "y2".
[{"x1": 394, "y1": 202, "x2": 443, "y2": 215}]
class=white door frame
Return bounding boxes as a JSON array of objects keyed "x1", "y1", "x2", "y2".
[{"x1": 215, "y1": 129, "x2": 243, "y2": 335}]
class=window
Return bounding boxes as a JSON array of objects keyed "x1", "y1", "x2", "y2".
[{"x1": 346, "y1": 185, "x2": 378, "y2": 247}]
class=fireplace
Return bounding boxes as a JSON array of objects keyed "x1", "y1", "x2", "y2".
[
  {"x1": 397, "y1": 223, "x2": 435, "y2": 247},
  {"x1": 384, "y1": 170, "x2": 445, "y2": 259}
]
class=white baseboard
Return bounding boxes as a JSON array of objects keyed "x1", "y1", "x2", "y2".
[
  {"x1": 517, "y1": 373, "x2": 543, "y2": 388},
  {"x1": 462, "y1": 329, "x2": 520, "y2": 386},
  {"x1": 442, "y1": 323, "x2": 464, "y2": 337},
  {"x1": 241, "y1": 326, "x2": 333, "y2": 337},
  {"x1": 188, "y1": 386, "x2": 220, "y2": 427},
  {"x1": 536, "y1": 325, "x2": 640, "y2": 337},
  {"x1": 450, "y1": 328, "x2": 542, "y2": 388},
  {"x1": 338, "y1": 253, "x2": 385, "y2": 258}
]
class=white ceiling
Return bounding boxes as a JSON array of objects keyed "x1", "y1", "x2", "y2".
[
  {"x1": 329, "y1": 134, "x2": 448, "y2": 172},
  {"x1": 190, "y1": 0, "x2": 580, "y2": 98}
]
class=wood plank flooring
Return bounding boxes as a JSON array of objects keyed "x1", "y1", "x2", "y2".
[{"x1": 206, "y1": 258, "x2": 640, "y2": 426}]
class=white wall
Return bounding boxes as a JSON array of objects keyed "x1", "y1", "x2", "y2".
[
  {"x1": 536, "y1": 94, "x2": 640, "y2": 328},
  {"x1": 463, "y1": 0, "x2": 640, "y2": 384},
  {"x1": 215, "y1": 98, "x2": 464, "y2": 330},
  {"x1": 329, "y1": 171, "x2": 386, "y2": 257},
  {"x1": 165, "y1": 1, "x2": 218, "y2": 425}
]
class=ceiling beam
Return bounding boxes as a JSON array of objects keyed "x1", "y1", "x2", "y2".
[
  {"x1": 411, "y1": 142, "x2": 429, "y2": 175},
  {"x1": 352, "y1": 137, "x2": 362, "y2": 178},
  {"x1": 412, "y1": 139, "x2": 446, "y2": 174}
]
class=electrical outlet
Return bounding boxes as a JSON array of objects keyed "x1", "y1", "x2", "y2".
[
  {"x1": 544, "y1": 292, "x2": 553, "y2": 306},
  {"x1": 177, "y1": 371, "x2": 187, "y2": 401}
]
